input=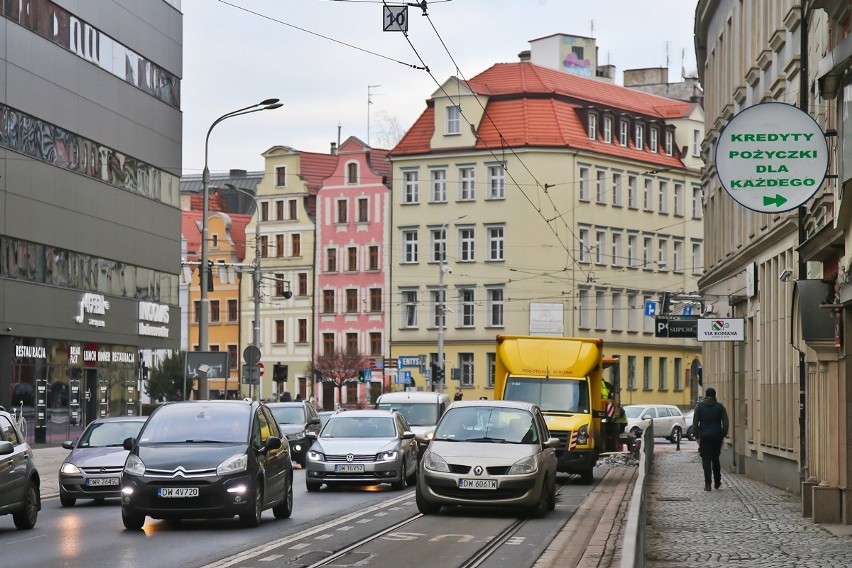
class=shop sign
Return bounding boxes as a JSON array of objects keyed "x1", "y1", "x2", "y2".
[
  {"x1": 138, "y1": 301, "x2": 170, "y2": 337},
  {"x1": 15, "y1": 344, "x2": 47, "y2": 359},
  {"x1": 75, "y1": 293, "x2": 110, "y2": 328},
  {"x1": 715, "y1": 102, "x2": 828, "y2": 213},
  {"x1": 83, "y1": 347, "x2": 135, "y2": 364}
]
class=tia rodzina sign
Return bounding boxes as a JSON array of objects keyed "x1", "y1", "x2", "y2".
[{"x1": 715, "y1": 102, "x2": 828, "y2": 213}]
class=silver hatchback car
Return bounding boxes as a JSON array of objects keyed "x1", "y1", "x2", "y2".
[{"x1": 416, "y1": 400, "x2": 558, "y2": 517}]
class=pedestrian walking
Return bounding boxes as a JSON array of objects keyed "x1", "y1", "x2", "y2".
[{"x1": 693, "y1": 387, "x2": 729, "y2": 491}]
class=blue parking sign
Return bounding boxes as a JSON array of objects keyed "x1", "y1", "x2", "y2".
[{"x1": 644, "y1": 300, "x2": 658, "y2": 316}]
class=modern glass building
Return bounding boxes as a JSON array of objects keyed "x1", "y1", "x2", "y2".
[{"x1": 0, "y1": 0, "x2": 182, "y2": 442}]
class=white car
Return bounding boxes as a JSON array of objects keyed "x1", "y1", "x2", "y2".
[{"x1": 623, "y1": 404, "x2": 687, "y2": 443}]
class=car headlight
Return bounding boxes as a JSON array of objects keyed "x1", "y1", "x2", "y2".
[
  {"x1": 60, "y1": 462, "x2": 82, "y2": 475},
  {"x1": 423, "y1": 451, "x2": 449, "y2": 473},
  {"x1": 217, "y1": 453, "x2": 248, "y2": 475},
  {"x1": 377, "y1": 450, "x2": 398, "y2": 461},
  {"x1": 575, "y1": 424, "x2": 589, "y2": 445},
  {"x1": 124, "y1": 454, "x2": 145, "y2": 476},
  {"x1": 307, "y1": 450, "x2": 325, "y2": 462},
  {"x1": 509, "y1": 455, "x2": 538, "y2": 475}
]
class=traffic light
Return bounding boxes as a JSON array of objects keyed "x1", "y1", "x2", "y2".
[
  {"x1": 206, "y1": 261, "x2": 214, "y2": 291},
  {"x1": 273, "y1": 363, "x2": 288, "y2": 383},
  {"x1": 358, "y1": 370, "x2": 366, "y2": 382},
  {"x1": 431, "y1": 364, "x2": 444, "y2": 385}
]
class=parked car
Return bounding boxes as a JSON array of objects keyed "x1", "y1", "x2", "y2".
[
  {"x1": 304, "y1": 409, "x2": 418, "y2": 492},
  {"x1": 0, "y1": 409, "x2": 40, "y2": 529},
  {"x1": 375, "y1": 391, "x2": 451, "y2": 458},
  {"x1": 267, "y1": 402, "x2": 321, "y2": 466},
  {"x1": 623, "y1": 404, "x2": 687, "y2": 443},
  {"x1": 416, "y1": 400, "x2": 558, "y2": 517},
  {"x1": 59, "y1": 416, "x2": 146, "y2": 507},
  {"x1": 120, "y1": 399, "x2": 293, "y2": 530},
  {"x1": 683, "y1": 410, "x2": 695, "y2": 441}
]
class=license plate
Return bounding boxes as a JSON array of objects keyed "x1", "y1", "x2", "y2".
[
  {"x1": 86, "y1": 477, "x2": 120, "y2": 487},
  {"x1": 459, "y1": 478, "x2": 497, "y2": 490},
  {"x1": 158, "y1": 487, "x2": 199, "y2": 498},
  {"x1": 334, "y1": 464, "x2": 365, "y2": 473}
]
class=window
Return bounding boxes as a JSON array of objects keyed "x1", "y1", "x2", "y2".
[
  {"x1": 322, "y1": 290, "x2": 335, "y2": 313},
  {"x1": 650, "y1": 127, "x2": 658, "y2": 152},
  {"x1": 323, "y1": 333, "x2": 334, "y2": 355},
  {"x1": 692, "y1": 241, "x2": 702, "y2": 275},
  {"x1": 337, "y1": 199, "x2": 348, "y2": 224},
  {"x1": 487, "y1": 226, "x2": 504, "y2": 261},
  {"x1": 658, "y1": 181, "x2": 669, "y2": 214},
  {"x1": 447, "y1": 105, "x2": 461, "y2": 134},
  {"x1": 276, "y1": 234, "x2": 284, "y2": 257},
  {"x1": 595, "y1": 230, "x2": 606, "y2": 264},
  {"x1": 346, "y1": 289, "x2": 358, "y2": 313},
  {"x1": 643, "y1": 236, "x2": 653, "y2": 267},
  {"x1": 402, "y1": 230, "x2": 418, "y2": 263},
  {"x1": 487, "y1": 165, "x2": 505, "y2": 199},
  {"x1": 432, "y1": 289, "x2": 446, "y2": 328},
  {"x1": 643, "y1": 357, "x2": 652, "y2": 390},
  {"x1": 578, "y1": 227, "x2": 590, "y2": 263},
  {"x1": 403, "y1": 170, "x2": 419, "y2": 203},
  {"x1": 459, "y1": 166, "x2": 475, "y2": 200},
  {"x1": 673, "y1": 240, "x2": 684, "y2": 272},
  {"x1": 347, "y1": 247, "x2": 357, "y2": 271},
  {"x1": 619, "y1": 120, "x2": 628, "y2": 146},
  {"x1": 326, "y1": 248, "x2": 337, "y2": 272},
  {"x1": 275, "y1": 273, "x2": 286, "y2": 296},
  {"x1": 358, "y1": 198, "x2": 368, "y2": 223},
  {"x1": 612, "y1": 172, "x2": 622, "y2": 206},
  {"x1": 487, "y1": 288, "x2": 504, "y2": 327},
  {"x1": 627, "y1": 355, "x2": 637, "y2": 389},
  {"x1": 627, "y1": 175, "x2": 638, "y2": 208},
  {"x1": 579, "y1": 167, "x2": 590, "y2": 201},
  {"x1": 402, "y1": 290, "x2": 418, "y2": 327},
  {"x1": 347, "y1": 162, "x2": 358, "y2": 184},
  {"x1": 459, "y1": 228, "x2": 475, "y2": 262},
  {"x1": 210, "y1": 300, "x2": 220, "y2": 323},
  {"x1": 612, "y1": 232, "x2": 623, "y2": 267},
  {"x1": 627, "y1": 293, "x2": 638, "y2": 332},
  {"x1": 659, "y1": 357, "x2": 668, "y2": 390},
  {"x1": 288, "y1": 199, "x2": 297, "y2": 220},
  {"x1": 674, "y1": 183, "x2": 684, "y2": 216},
  {"x1": 595, "y1": 290, "x2": 606, "y2": 329},
  {"x1": 603, "y1": 116, "x2": 612, "y2": 143},
  {"x1": 635, "y1": 123, "x2": 644, "y2": 150},
  {"x1": 261, "y1": 202, "x2": 269, "y2": 222},
  {"x1": 212, "y1": 234, "x2": 219, "y2": 248},
  {"x1": 276, "y1": 200, "x2": 284, "y2": 220},
  {"x1": 368, "y1": 246, "x2": 379, "y2": 271},
  {"x1": 228, "y1": 345, "x2": 238, "y2": 370},
  {"x1": 291, "y1": 234, "x2": 301, "y2": 257},
  {"x1": 369, "y1": 288, "x2": 382, "y2": 312},
  {"x1": 459, "y1": 353, "x2": 474, "y2": 387},
  {"x1": 369, "y1": 332, "x2": 382, "y2": 356},
  {"x1": 628, "y1": 234, "x2": 638, "y2": 267},
  {"x1": 665, "y1": 131, "x2": 673, "y2": 156},
  {"x1": 658, "y1": 238, "x2": 668, "y2": 269},
  {"x1": 692, "y1": 129, "x2": 701, "y2": 156},
  {"x1": 275, "y1": 320, "x2": 285, "y2": 343},
  {"x1": 298, "y1": 319, "x2": 307, "y2": 343},
  {"x1": 588, "y1": 113, "x2": 597, "y2": 140},
  {"x1": 260, "y1": 235, "x2": 269, "y2": 258},
  {"x1": 346, "y1": 333, "x2": 358, "y2": 354},
  {"x1": 276, "y1": 166, "x2": 286, "y2": 186},
  {"x1": 459, "y1": 288, "x2": 475, "y2": 327},
  {"x1": 298, "y1": 272, "x2": 307, "y2": 296},
  {"x1": 692, "y1": 186, "x2": 703, "y2": 219},
  {"x1": 430, "y1": 168, "x2": 447, "y2": 202},
  {"x1": 486, "y1": 353, "x2": 496, "y2": 387},
  {"x1": 643, "y1": 178, "x2": 653, "y2": 210},
  {"x1": 611, "y1": 291, "x2": 622, "y2": 330},
  {"x1": 596, "y1": 170, "x2": 606, "y2": 203},
  {"x1": 674, "y1": 358, "x2": 683, "y2": 390},
  {"x1": 578, "y1": 288, "x2": 590, "y2": 328}
]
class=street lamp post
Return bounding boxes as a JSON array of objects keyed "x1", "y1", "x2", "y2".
[
  {"x1": 199, "y1": 98, "x2": 282, "y2": 400},
  {"x1": 436, "y1": 215, "x2": 467, "y2": 393}
]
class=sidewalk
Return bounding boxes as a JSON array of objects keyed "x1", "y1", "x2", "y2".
[{"x1": 30, "y1": 444, "x2": 68, "y2": 499}]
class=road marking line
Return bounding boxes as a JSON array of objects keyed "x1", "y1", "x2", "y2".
[
  {"x1": 314, "y1": 534, "x2": 332, "y2": 540},
  {"x1": 258, "y1": 555, "x2": 282, "y2": 561},
  {"x1": 356, "y1": 519, "x2": 372, "y2": 524},
  {"x1": 289, "y1": 543, "x2": 310, "y2": 550}
]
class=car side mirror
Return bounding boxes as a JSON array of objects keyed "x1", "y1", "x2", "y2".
[
  {"x1": 305, "y1": 431, "x2": 318, "y2": 439},
  {"x1": 545, "y1": 436, "x2": 560, "y2": 449},
  {"x1": 123, "y1": 437, "x2": 135, "y2": 451},
  {"x1": 263, "y1": 436, "x2": 282, "y2": 454},
  {"x1": 402, "y1": 431, "x2": 416, "y2": 440},
  {"x1": 307, "y1": 417, "x2": 320, "y2": 425},
  {"x1": 0, "y1": 440, "x2": 13, "y2": 455},
  {"x1": 62, "y1": 440, "x2": 75, "y2": 450}
]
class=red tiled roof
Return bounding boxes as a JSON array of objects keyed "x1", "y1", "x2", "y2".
[
  {"x1": 188, "y1": 191, "x2": 227, "y2": 212},
  {"x1": 181, "y1": 210, "x2": 252, "y2": 262},
  {"x1": 298, "y1": 152, "x2": 339, "y2": 193}
]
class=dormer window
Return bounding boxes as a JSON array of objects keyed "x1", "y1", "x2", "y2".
[
  {"x1": 446, "y1": 105, "x2": 461, "y2": 135},
  {"x1": 635, "y1": 123, "x2": 644, "y2": 150},
  {"x1": 665, "y1": 131, "x2": 674, "y2": 156},
  {"x1": 588, "y1": 113, "x2": 597, "y2": 140},
  {"x1": 650, "y1": 127, "x2": 659, "y2": 152},
  {"x1": 619, "y1": 120, "x2": 629, "y2": 147},
  {"x1": 603, "y1": 116, "x2": 613, "y2": 143}
]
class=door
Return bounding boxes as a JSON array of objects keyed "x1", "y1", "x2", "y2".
[
  {"x1": 257, "y1": 407, "x2": 287, "y2": 503},
  {"x1": 0, "y1": 415, "x2": 27, "y2": 512},
  {"x1": 83, "y1": 369, "x2": 98, "y2": 426},
  {"x1": 642, "y1": 407, "x2": 658, "y2": 435}
]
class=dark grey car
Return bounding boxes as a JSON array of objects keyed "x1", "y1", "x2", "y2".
[
  {"x1": 59, "y1": 416, "x2": 146, "y2": 506},
  {"x1": 267, "y1": 402, "x2": 321, "y2": 467},
  {"x1": 0, "y1": 410, "x2": 40, "y2": 529}
]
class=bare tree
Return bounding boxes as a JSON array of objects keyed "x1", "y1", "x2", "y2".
[
  {"x1": 306, "y1": 349, "x2": 368, "y2": 408},
  {"x1": 371, "y1": 111, "x2": 406, "y2": 149}
]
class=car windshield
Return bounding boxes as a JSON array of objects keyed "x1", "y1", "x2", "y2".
[
  {"x1": 321, "y1": 416, "x2": 396, "y2": 438},
  {"x1": 376, "y1": 402, "x2": 438, "y2": 426},
  {"x1": 433, "y1": 407, "x2": 539, "y2": 444},
  {"x1": 270, "y1": 405, "x2": 306, "y2": 424},
  {"x1": 78, "y1": 420, "x2": 145, "y2": 447},
  {"x1": 624, "y1": 406, "x2": 647, "y2": 419},
  {"x1": 139, "y1": 403, "x2": 250, "y2": 444},
  {"x1": 504, "y1": 377, "x2": 589, "y2": 413}
]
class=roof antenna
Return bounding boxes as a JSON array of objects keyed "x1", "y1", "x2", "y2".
[{"x1": 590, "y1": 19, "x2": 594, "y2": 37}]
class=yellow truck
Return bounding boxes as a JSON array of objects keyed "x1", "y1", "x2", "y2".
[{"x1": 494, "y1": 334, "x2": 611, "y2": 483}]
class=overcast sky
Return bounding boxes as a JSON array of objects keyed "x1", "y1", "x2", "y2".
[{"x1": 180, "y1": 0, "x2": 699, "y2": 177}]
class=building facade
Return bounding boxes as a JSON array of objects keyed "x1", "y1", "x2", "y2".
[
  {"x1": 695, "y1": 0, "x2": 851, "y2": 523},
  {"x1": 0, "y1": 0, "x2": 182, "y2": 441}
]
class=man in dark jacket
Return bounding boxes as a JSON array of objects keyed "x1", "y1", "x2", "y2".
[{"x1": 693, "y1": 387, "x2": 729, "y2": 491}]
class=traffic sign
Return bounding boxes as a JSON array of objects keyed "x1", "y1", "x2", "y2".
[
  {"x1": 644, "y1": 300, "x2": 658, "y2": 317},
  {"x1": 243, "y1": 345, "x2": 261, "y2": 366},
  {"x1": 655, "y1": 317, "x2": 698, "y2": 338},
  {"x1": 258, "y1": 362, "x2": 264, "y2": 377},
  {"x1": 398, "y1": 356, "x2": 421, "y2": 368},
  {"x1": 715, "y1": 102, "x2": 828, "y2": 213},
  {"x1": 382, "y1": 5, "x2": 408, "y2": 32}
]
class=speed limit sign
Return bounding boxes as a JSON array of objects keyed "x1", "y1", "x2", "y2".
[{"x1": 383, "y1": 5, "x2": 408, "y2": 32}]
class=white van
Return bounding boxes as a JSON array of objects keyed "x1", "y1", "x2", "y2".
[{"x1": 375, "y1": 391, "x2": 451, "y2": 457}]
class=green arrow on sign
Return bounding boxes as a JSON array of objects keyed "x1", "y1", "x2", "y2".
[{"x1": 763, "y1": 194, "x2": 788, "y2": 207}]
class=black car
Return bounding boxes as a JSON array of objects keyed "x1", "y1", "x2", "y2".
[
  {"x1": 267, "y1": 402, "x2": 321, "y2": 466},
  {"x1": 0, "y1": 410, "x2": 40, "y2": 530},
  {"x1": 120, "y1": 399, "x2": 293, "y2": 529}
]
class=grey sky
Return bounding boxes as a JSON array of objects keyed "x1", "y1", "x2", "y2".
[{"x1": 181, "y1": 0, "x2": 699, "y2": 176}]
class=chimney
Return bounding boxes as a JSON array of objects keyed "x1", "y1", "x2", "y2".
[
  {"x1": 229, "y1": 169, "x2": 247, "y2": 177},
  {"x1": 518, "y1": 49, "x2": 531, "y2": 62},
  {"x1": 330, "y1": 142, "x2": 337, "y2": 155}
]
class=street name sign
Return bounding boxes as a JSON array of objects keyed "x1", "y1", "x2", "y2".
[
  {"x1": 715, "y1": 102, "x2": 828, "y2": 213},
  {"x1": 697, "y1": 318, "x2": 745, "y2": 342}
]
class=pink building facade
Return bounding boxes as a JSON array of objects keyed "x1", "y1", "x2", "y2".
[{"x1": 315, "y1": 137, "x2": 391, "y2": 408}]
